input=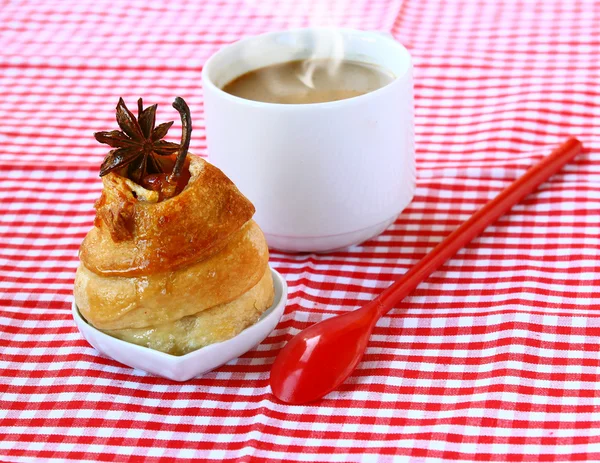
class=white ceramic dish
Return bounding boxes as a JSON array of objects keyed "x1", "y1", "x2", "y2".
[{"x1": 72, "y1": 267, "x2": 288, "y2": 381}]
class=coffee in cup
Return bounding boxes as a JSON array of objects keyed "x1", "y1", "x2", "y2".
[{"x1": 221, "y1": 58, "x2": 395, "y2": 104}]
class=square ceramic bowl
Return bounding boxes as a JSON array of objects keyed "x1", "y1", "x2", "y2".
[{"x1": 72, "y1": 267, "x2": 287, "y2": 381}]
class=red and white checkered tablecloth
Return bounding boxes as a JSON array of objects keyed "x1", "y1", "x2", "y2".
[{"x1": 1, "y1": 0, "x2": 599, "y2": 461}]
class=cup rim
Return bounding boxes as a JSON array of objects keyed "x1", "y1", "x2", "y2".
[{"x1": 201, "y1": 27, "x2": 412, "y2": 109}]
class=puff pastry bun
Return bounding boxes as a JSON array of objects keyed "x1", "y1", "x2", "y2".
[{"x1": 74, "y1": 155, "x2": 274, "y2": 355}]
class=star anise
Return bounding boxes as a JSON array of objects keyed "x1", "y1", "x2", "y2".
[{"x1": 95, "y1": 98, "x2": 181, "y2": 183}]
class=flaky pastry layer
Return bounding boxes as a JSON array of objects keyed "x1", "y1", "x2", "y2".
[
  {"x1": 100, "y1": 266, "x2": 274, "y2": 356},
  {"x1": 75, "y1": 220, "x2": 269, "y2": 331},
  {"x1": 80, "y1": 155, "x2": 255, "y2": 277}
]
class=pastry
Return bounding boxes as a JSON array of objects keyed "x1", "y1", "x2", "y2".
[{"x1": 74, "y1": 97, "x2": 274, "y2": 355}]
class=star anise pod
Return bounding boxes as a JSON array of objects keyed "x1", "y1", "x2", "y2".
[{"x1": 95, "y1": 98, "x2": 181, "y2": 183}]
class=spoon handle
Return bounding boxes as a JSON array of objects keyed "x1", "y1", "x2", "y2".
[{"x1": 373, "y1": 137, "x2": 582, "y2": 318}]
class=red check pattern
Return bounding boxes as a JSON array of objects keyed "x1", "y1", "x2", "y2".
[{"x1": 1, "y1": 0, "x2": 599, "y2": 461}]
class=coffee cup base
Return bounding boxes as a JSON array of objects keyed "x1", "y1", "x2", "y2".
[{"x1": 265, "y1": 215, "x2": 397, "y2": 254}]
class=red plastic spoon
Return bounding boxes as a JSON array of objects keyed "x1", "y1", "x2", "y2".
[{"x1": 270, "y1": 137, "x2": 583, "y2": 404}]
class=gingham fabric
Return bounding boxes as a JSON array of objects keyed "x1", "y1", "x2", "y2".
[{"x1": 1, "y1": 0, "x2": 599, "y2": 461}]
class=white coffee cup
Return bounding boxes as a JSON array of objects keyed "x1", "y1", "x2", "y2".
[{"x1": 202, "y1": 28, "x2": 415, "y2": 253}]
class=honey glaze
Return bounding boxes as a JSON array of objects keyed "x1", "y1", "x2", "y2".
[{"x1": 139, "y1": 156, "x2": 192, "y2": 201}]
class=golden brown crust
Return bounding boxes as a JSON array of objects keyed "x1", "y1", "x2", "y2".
[
  {"x1": 80, "y1": 155, "x2": 255, "y2": 277},
  {"x1": 74, "y1": 220, "x2": 269, "y2": 330},
  {"x1": 101, "y1": 266, "x2": 274, "y2": 356},
  {"x1": 93, "y1": 177, "x2": 136, "y2": 242}
]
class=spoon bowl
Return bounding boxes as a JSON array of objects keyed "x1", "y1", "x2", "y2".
[{"x1": 271, "y1": 302, "x2": 379, "y2": 404}]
